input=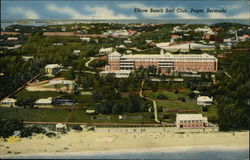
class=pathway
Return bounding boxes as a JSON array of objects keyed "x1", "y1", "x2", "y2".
[
  {"x1": 139, "y1": 80, "x2": 160, "y2": 123},
  {"x1": 85, "y1": 57, "x2": 97, "y2": 69}
]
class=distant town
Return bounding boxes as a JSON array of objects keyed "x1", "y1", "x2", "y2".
[{"x1": 0, "y1": 22, "x2": 249, "y2": 138}]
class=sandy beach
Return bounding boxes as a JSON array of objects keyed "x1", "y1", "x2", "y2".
[{"x1": 0, "y1": 131, "x2": 249, "y2": 158}]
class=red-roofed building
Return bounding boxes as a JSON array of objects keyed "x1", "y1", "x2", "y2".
[
  {"x1": 128, "y1": 30, "x2": 137, "y2": 35},
  {"x1": 171, "y1": 35, "x2": 180, "y2": 39}
]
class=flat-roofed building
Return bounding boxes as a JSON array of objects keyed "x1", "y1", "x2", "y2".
[
  {"x1": 34, "y1": 97, "x2": 53, "y2": 108},
  {"x1": 22, "y1": 56, "x2": 34, "y2": 62},
  {"x1": 104, "y1": 49, "x2": 217, "y2": 75},
  {"x1": 176, "y1": 114, "x2": 208, "y2": 129},
  {"x1": 56, "y1": 123, "x2": 67, "y2": 131},
  {"x1": 0, "y1": 98, "x2": 17, "y2": 107},
  {"x1": 45, "y1": 64, "x2": 62, "y2": 75},
  {"x1": 197, "y1": 96, "x2": 213, "y2": 106},
  {"x1": 157, "y1": 42, "x2": 215, "y2": 52},
  {"x1": 100, "y1": 70, "x2": 131, "y2": 78},
  {"x1": 98, "y1": 47, "x2": 113, "y2": 56}
]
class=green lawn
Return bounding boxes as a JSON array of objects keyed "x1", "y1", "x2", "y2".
[
  {"x1": 72, "y1": 95, "x2": 95, "y2": 106},
  {"x1": 157, "y1": 101, "x2": 201, "y2": 110},
  {"x1": 68, "y1": 110, "x2": 155, "y2": 123},
  {"x1": 144, "y1": 90, "x2": 192, "y2": 101},
  {"x1": 0, "y1": 108, "x2": 69, "y2": 122},
  {"x1": 13, "y1": 89, "x2": 61, "y2": 99},
  {"x1": 0, "y1": 108, "x2": 155, "y2": 124}
]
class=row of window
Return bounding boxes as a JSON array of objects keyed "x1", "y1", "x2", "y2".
[
  {"x1": 119, "y1": 58, "x2": 216, "y2": 61},
  {"x1": 180, "y1": 120, "x2": 203, "y2": 123},
  {"x1": 182, "y1": 124, "x2": 203, "y2": 127},
  {"x1": 120, "y1": 67, "x2": 133, "y2": 70}
]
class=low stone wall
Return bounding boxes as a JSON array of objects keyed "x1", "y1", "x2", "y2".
[{"x1": 94, "y1": 126, "x2": 218, "y2": 133}]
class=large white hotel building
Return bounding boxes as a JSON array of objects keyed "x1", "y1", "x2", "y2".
[{"x1": 101, "y1": 49, "x2": 217, "y2": 78}]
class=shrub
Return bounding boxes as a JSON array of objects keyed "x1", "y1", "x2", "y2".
[
  {"x1": 0, "y1": 119, "x2": 24, "y2": 138},
  {"x1": 29, "y1": 126, "x2": 46, "y2": 134},
  {"x1": 45, "y1": 132, "x2": 56, "y2": 138},
  {"x1": 178, "y1": 97, "x2": 186, "y2": 102},
  {"x1": 20, "y1": 128, "x2": 32, "y2": 137},
  {"x1": 162, "y1": 115, "x2": 170, "y2": 119},
  {"x1": 202, "y1": 106, "x2": 208, "y2": 112},
  {"x1": 188, "y1": 92, "x2": 196, "y2": 99}
]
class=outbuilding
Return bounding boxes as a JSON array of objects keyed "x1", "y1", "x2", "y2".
[
  {"x1": 0, "y1": 98, "x2": 17, "y2": 107},
  {"x1": 56, "y1": 123, "x2": 67, "y2": 131},
  {"x1": 197, "y1": 96, "x2": 213, "y2": 106}
]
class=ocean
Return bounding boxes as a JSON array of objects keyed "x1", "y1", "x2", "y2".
[
  {"x1": 1, "y1": 18, "x2": 249, "y2": 29},
  {"x1": 2, "y1": 148, "x2": 249, "y2": 160}
]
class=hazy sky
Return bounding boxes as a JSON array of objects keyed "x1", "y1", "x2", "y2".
[{"x1": 1, "y1": 0, "x2": 249, "y2": 19}]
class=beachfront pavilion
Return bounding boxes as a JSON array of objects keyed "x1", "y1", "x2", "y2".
[
  {"x1": 56, "y1": 123, "x2": 67, "y2": 131},
  {"x1": 176, "y1": 114, "x2": 208, "y2": 129}
]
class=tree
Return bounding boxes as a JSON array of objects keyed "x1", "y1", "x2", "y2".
[
  {"x1": 188, "y1": 92, "x2": 196, "y2": 99},
  {"x1": 0, "y1": 119, "x2": 24, "y2": 138},
  {"x1": 112, "y1": 103, "x2": 124, "y2": 114},
  {"x1": 20, "y1": 128, "x2": 32, "y2": 137}
]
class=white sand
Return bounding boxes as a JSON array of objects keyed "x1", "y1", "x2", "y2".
[{"x1": 0, "y1": 131, "x2": 249, "y2": 157}]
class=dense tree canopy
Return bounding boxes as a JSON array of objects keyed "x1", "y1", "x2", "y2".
[{"x1": 212, "y1": 51, "x2": 250, "y2": 131}]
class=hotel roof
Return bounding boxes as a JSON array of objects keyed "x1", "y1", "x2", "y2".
[
  {"x1": 197, "y1": 96, "x2": 213, "y2": 102},
  {"x1": 176, "y1": 114, "x2": 207, "y2": 121},
  {"x1": 1, "y1": 98, "x2": 17, "y2": 103}
]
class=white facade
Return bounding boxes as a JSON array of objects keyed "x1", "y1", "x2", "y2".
[
  {"x1": 45, "y1": 64, "x2": 62, "y2": 75},
  {"x1": 0, "y1": 98, "x2": 17, "y2": 107},
  {"x1": 73, "y1": 50, "x2": 80, "y2": 56},
  {"x1": 176, "y1": 114, "x2": 208, "y2": 128},
  {"x1": 80, "y1": 37, "x2": 90, "y2": 42},
  {"x1": 120, "y1": 52, "x2": 217, "y2": 63},
  {"x1": 197, "y1": 96, "x2": 213, "y2": 106},
  {"x1": 7, "y1": 37, "x2": 18, "y2": 41},
  {"x1": 195, "y1": 27, "x2": 212, "y2": 33},
  {"x1": 100, "y1": 70, "x2": 131, "y2": 78},
  {"x1": 22, "y1": 56, "x2": 34, "y2": 62},
  {"x1": 98, "y1": 47, "x2": 113, "y2": 56},
  {"x1": 103, "y1": 30, "x2": 129, "y2": 38},
  {"x1": 157, "y1": 42, "x2": 215, "y2": 52},
  {"x1": 35, "y1": 97, "x2": 52, "y2": 105},
  {"x1": 56, "y1": 123, "x2": 67, "y2": 131}
]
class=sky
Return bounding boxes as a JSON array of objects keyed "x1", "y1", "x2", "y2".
[{"x1": 1, "y1": 0, "x2": 250, "y2": 19}]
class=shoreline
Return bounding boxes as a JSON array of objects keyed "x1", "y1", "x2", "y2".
[
  {"x1": 0, "y1": 131, "x2": 249, "y2": 158},
  {"x1": 1, "y1": 145, "x2": 249, "y2": 159}
]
